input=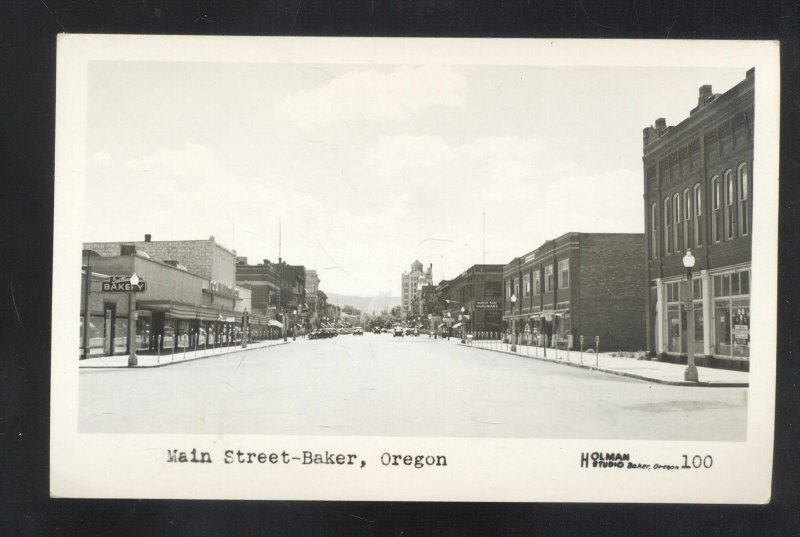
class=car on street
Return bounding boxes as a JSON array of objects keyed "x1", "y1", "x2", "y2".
[
  {"x1": 353, "y1": 327, "x2": 363, "y2": 335},
  {"x1": 393, "y1": 327, "x2": 404, "y2": 337},
  {"x1": 372, "y1": 327, "x2": 382, "y2": 334}
]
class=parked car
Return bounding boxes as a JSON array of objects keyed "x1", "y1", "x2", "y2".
[
  {"x1": 372, "y1": 327, "x2": 382, "y2": 334},
  {"x1": 353, "y1": 327, "x2": 364, "y2": 335},
  {"x1": 393, "y1": 327, "x2": 404, "y2": 337}
]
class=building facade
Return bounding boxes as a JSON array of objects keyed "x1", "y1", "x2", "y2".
[
  {"x1": 84, "y1": 234, "x2": 236, "y2": 285},
  {"x1": 643, "y1": 69, "x2": 754, "y2": 370},
  {"x1": 80, "y1": 243, "x2": 275, "y2": 359},
  {"x1": 305, "y1": 269, "x2": 320, "y2": 325},
  {"x1": 401, "y1": 260, "x2": 432, "y2": 319},
  {"x1": 234, "y1": 258, "x2": 281, "y2": 318},
  {"x1": 503, "y1": 233, "x2": 647, "y2": 351},
  {"x1": 436, "y1": 265, "x2": 504, "y2": 337}
]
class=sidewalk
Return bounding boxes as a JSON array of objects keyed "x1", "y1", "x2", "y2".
[
  {"x1": 78, "y1": 339, "x2": 291, "y2": 369},
  {"x1": 456, "y1": 338, "x2": 748, "y2": 387}
]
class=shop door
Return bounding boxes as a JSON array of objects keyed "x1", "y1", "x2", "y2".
[{"x1": 152, "y1": 312, "x2": 165, "y2": 352}]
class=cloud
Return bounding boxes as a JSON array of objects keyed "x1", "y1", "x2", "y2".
[
  {"x1": 363, "y1": 134, "x2": 454, "y2": 176},
  {"x1": 456, "y1": 136, "x2": 548, "y2": 185},
  {"x1": 124, "y1": 143, "x2": 229, "y2": 180},
  {"x1": 88, "y1": 151, "x2": 113, "y2": 165},
  {"x1": 273, "y1": 65, "x2": 468, "y2": 127}
]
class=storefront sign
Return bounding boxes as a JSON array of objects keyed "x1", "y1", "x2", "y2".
[
  {"x1": 474, "y1": 301, "x2": 499, "y2": 309},
  {"x1": 102, "y1": 276, "x2": 146, "y2": 293},
  {"x1": 734, "y1": 324, "x2": 749, "y2": 342},
  {"x1": 524, "y1": 252, "x2": 536, "y2": 262},
  {"x1": 207, "y1": 280, "x2": 239, "y2": 299}
]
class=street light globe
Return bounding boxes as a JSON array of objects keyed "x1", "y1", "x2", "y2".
[
  {"x1": 461, "y1": 306, "x2": 466, "y2": 313},
  {"x1": 129, "y1": 272, "x2": 140, "y2": 286},
  {"x1": 511, "y1": 293, "x2": 517, "y2": 303},
  {"x1": 683, "y1": 249, "x2": 696, "y2": 269}
]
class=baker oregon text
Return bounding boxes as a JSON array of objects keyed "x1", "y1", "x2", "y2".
[{"x1": 165, "y1": 448, "x2": 448, "y2": 469}]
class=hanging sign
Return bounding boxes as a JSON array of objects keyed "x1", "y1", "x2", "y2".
[{"x1": 102, "y1": 275, "x2": 146, "y2": 293}]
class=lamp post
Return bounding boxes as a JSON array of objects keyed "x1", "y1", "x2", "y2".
[
  {"x1": 127, "y1": 272, "x2": 140, "y2": 367},
  {"x1": 510, "y1": 293, "x2": 517, "y2": 352},
  {"x1": 460, "y1": 307, "x2": 466, "y2": 343},
  {"x1": 683, "y1": 250, "x2": 699, "y2": 382},
  {"x1": 292, "y1": 309, "x2": 297, "y2": 340}
]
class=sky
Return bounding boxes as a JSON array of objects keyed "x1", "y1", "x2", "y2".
[{"x1": 84, "y1": 61, "x2": 749, "y2": 297}]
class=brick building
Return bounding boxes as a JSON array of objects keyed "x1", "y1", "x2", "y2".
[
  {"x1": 84, "y1": 234, "x2": 236, "y2": 287},
  {"x1": 234, "y1": 258, "x2": 281, "y2": 318},
  {"x1": 643, "y1": 69, "x2": 754, "y2": 370},
  {"x1": 437, "y1": 265, "x2": 504, "y2": 337},
  {"x1": 503, "y1": 233, "x2": 647, "y2": 351}
]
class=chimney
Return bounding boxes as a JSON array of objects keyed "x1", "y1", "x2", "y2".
[
  {"x1": 655, "y1": 118, "x2": 667, "y2": 131},
  {"x1": 144, "y1": 234, "x2": 151, "y2": 242}
]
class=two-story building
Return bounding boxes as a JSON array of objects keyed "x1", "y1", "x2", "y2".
[
  {"x1": 436, "y1": 265, "x2": 504, "y2": 338},
  {"x1": 503, "y1": 233, "x2": 646, "y2": 351}
]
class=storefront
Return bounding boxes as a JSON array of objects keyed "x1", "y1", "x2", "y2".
[
  {"x1": 79, "y1": 249, "x2": 246, "y2": 359},
  {"x1": 654, "y1": 264, "x2": 750, "y2": 369}
]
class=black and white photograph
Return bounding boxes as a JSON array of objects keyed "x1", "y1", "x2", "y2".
[{"x1": 50, "y1": 36, "x2": 779, "y2": 502}]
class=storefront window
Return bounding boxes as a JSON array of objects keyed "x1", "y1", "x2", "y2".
[
  {"x1": 177, "y1": 319, "x2": 190, "y2": 348},
  {"x1": 88, "y1": 315, "x2": 104, "y2": 356},
  {"x1": 713, "y1": 270, "x2": 750, "y2": 358},
  {"x1": 114, "y1": 318, "x2": 128, "y2": 354},
  {"x1": 163, "y1": 319, "x2": 176, "y2": 350},
  {"x1": 136, "y1": 315, "x2": 151, "y2": 351}
]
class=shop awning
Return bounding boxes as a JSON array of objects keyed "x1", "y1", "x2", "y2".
[
  {"x1": 437, "y1": 323, "x2": 445, "y2": 328},
  {"x1": 268, "y1": 320, "x2": 284, "y2": 328},
  {"x1": 451, "y1": 322, "x2": 462, "y2": 329}
]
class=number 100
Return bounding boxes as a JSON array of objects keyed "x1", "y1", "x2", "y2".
[{"x1": 682, "y1": 455, "x2": 713, "y2": 469}]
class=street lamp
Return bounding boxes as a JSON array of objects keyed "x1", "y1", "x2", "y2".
[
  {"x1": 510, "y1": 293, "x2": 517, "y2": 352},
  {"x1": 460, "y1": 307, "x2": 466, "y2": 343},
  {"x1": 683, "y1": 249, "x2": 699, "y2": 382},
  {"x1": 127, "y1": 272, "x2": 140, "y2": 367}
]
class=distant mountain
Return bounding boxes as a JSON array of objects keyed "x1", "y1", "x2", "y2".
[{"x1": 324, "y1": 292, "x2": 400, "y2": 315}]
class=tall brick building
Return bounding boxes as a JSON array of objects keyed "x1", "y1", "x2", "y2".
[
  {"x1": 643, "y1": 69, "x2": 754, "y2": 370},
  {"x1": 503, "y1": 233, "x2": 646, "y2": 351},
  {"x1": 436, "y1": 264, "x2": 504, "y2": 337}
]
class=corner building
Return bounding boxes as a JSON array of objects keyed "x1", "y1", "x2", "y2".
[
  {"x1": 503, "y1": 233, "x2": 646, "y2": 351},
  {"x1": 436, "y1": 265, "x2": 504, "y2": 337},
  {"x1": 643, "y1": 69, "x2": 753, "y2": 370}
]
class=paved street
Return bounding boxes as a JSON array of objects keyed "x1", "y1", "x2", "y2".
[{"x1": 80, "y1": 334, "x2": 747, "y2": 440}]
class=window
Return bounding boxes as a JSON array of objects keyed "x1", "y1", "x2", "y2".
[
  {"x1": 713, "y1": 270, "x2": 751, "y2": 358},
  {"x1": 738, "y1": 163, "x2": 749, "y2": 236},
  {"x1": 513, "y1": 278, "x2": 520, "y2": 298},
  {"x1": 711, "y1": 176, "x2": 721, "y2": 243},
  {"x1": 650, "y1": 203, "x2": 658, "y2": 259},
  {"x1": 724, "y1": 169, "x2": 735, "y2": 240},
  {"x1": 523, "y1": 274, "x2": 530, "y2": 297},
  {"x1": 505, "y1": 279, "x2": 511, "y2": 298},
  {"x1": 673, "y1": 193, "x2": 682, "y2": 252},
  {"x1": 558, "y1": 259, "x2": 570, "y2": 289},
  {"x1": 664, "y1": 198, "x2": 672, "y2": 254},
  {"x1": 683, "y1": 188, "x2": 692, "y2": 250},
  {"x1": 693, "y1": 183, "x2": 703, "y2": 247},
  {"x1": 544, "y1": 265, "x2": 554, "y2": 292},
  {"x1": 532, "y1": 271, "x2": 541, "y2": 296}
]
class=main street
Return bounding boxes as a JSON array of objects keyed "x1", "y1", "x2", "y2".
[{"x1": 80, "y1": 334, "x2": 747, "y2": 440}]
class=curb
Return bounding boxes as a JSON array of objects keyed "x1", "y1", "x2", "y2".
[
  {"x1": 458, "y1": 343, "x2": 749, "y2": 388},
  {"x1": 79, "y1": 341, "x2": 292, "y2": 370}
]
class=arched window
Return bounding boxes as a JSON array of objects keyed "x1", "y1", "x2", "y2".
[
  {"x1": 650, "y1": 203, "x2": 658, "y2": 258},
  {"x1": 664, "y1": 197, "x2": 672, "y2": 254},
  {"x1": 693, "y1": 183, "x2": 703, "y2": 247},
  {"x1": 738, "y1": 163, "x2": 749, "y2": 236},
  {"x1": 724, "y1": 169, "x2": 735, "y2": 240},
  {"x1": 683, "y1": 188, "x2": 692, "y2": 250},
  {"x1": 711, "y1": 175, "x2": 721, "y2": 243},
  {"x1": 673, "y1": 193, "x2": 682, "y2": 252}
]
